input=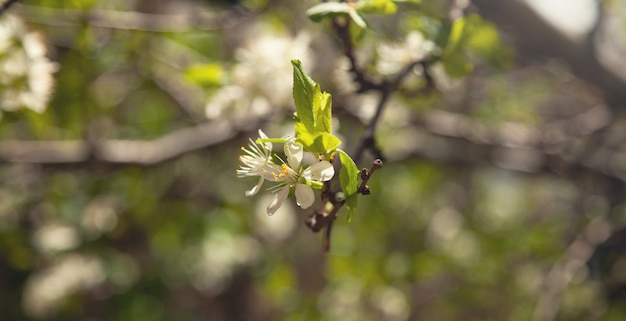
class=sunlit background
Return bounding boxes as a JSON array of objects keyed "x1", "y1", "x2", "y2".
[{"x1": 0, "y1": 0, "x2": 626, "y2": 320}]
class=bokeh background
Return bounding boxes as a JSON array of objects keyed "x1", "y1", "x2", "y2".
[{"x1": 1, "y1": 0, "x2": 626, "y2": 320}]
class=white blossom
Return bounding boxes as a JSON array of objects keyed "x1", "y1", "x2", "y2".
[
  {"x1": 376, "y1": 31, "x2": 434, "y2": 75},
  {"x1": 205, "y1": 24, "x2": 312, "y2": 121},
  {"x1": 265, "y1": 139, "x2": 334, "y2": 215},
  {"x1": 0, "y1": 14, "x2": 57, "y2": 113},
  {"x1": 236, "y1": 130, "x2": 274, "y2": 197}
]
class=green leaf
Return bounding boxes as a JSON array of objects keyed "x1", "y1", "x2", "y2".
[
  {"x1": 306, "y1": 2, "x2": 353, "y2": 22},
  {"x1": 337, "y1": 149, "x2": 359, "y2": 221},
  {"x1": 291, "y1": 60, "x2": 317, "y2": 127},
  {"x1": 291, "y1": 60, "x2": 342, "y2": 154},
  {"x1": 441, "y1": 16, "x2": 473, "y2": 78},
  {"x1": 306, "y1": 2, "x2": 368, "y2": 29},
  {"x1": 348, "y1": 9, "x2": 368, "y2": 29},
  {"x1": 446, "y1": 17, "x2": 466, "y2": 54},
  {"x1": 442, "y1": 50, "x2": 473, "y2": 78},
  {"x1": 464, "y1": 14, "x2": 513, "y2": 70},
  {"x1": 184, "y1": 63, "x2": 224, "y2": 87},
  {"x1": 356, "y1": 0, "x2": 397, "y2": 15}
]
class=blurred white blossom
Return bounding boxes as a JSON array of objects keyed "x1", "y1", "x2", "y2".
[
  {"x1": 23, "y1": 254, "x2": 105, "y2": 318},
  {"x1": 376, "y1": 31, "x2": 434, "y2": 75},
  {"x1": 254, "y1": 194, "x2": 296, "y2": 244},
  {"x1": 190, "y1": 230, "x2": 260, "y2": 294},
  {"x1": 370, "y1": 285, "x2": 410, "y2": 321},
  {"x1": 81, "y1": 196, "x2": 120, "y2": 240},
  {"x1": 332, "y1": 56, "x2": 359, "y2": 94},
  {"x1": 33, "y1": 222, "x2": 80, "y2": 254},
  {"x1": 205, "y1": 24, "x2": 312, "y2": 121},
  {"x1": 0, "y1": 14, "x2": 57, "y2": 114},
  {"x1": 318, "y1": 276, "x2": 366, "y2": 321}
]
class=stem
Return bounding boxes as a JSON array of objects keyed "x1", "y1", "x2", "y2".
[{"x1": 323, "y1": 221, "x2": 334, "y2": 252}]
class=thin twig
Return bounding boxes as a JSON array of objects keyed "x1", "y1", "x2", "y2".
[
  {"x1": 331, "y1": 17, "x2": 384, "y2": 93},
  {"x1": 357, "y1": 158, "x2": 383, "y2": 194},
  {"x1": 352, "y1": 59, "x2": 429, "y2": 163},
  {"x1": 313, "y1": 7, "x2": 437, "y2": 251}
]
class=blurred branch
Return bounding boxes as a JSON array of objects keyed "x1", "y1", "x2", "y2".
[
  {"x1": 312, "y1": 13, "x2": 430, "y2": 249},
  {"x1": 0, "y1": 0, "x2": 18, "y2": 17},
  {"x1": 384, "y1": 106, "x2": 626, "y2": 186},
  {"x1": 533, "y1": 216, "x2": 614, "y2": 321},
  {"x1": 470, "y1": 0, "x2": 626, "y2": 109},
  {"x1": 326, "y1": 4, "x2": 436, "y2": 165},
  {"x1": 0, "y1": 120, "x2": 235, "y2": 165},
  {"x1": 14, "y1": 4, "x2": 253, "y2": 32},
  {"x1": 331, "y1": 18, "x2": 383, "y2": 93},
  {"x1": 151, "y1": 71, "x2": 207, "y2": 124},
  {"x1": 352, "y1": 59, "x2": 431, "y2": 163}
]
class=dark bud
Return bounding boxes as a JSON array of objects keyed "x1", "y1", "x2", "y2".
[
  {"x1": 305, "y1": 211, "x2": 326, "y2": 233},
  {"x1": 360, "y1": 168, "x2": 369, "y2": 180},
  {"x1": 361, "y1": 185, "x2": 371, "y2": 195},
  {"x1": 371, "y1": 159, "x2": 383, "y2": 172}
]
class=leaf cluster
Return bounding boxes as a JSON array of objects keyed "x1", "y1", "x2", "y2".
[{"x1": 291, "y1": 60, "x2": 360, "y2": 219}]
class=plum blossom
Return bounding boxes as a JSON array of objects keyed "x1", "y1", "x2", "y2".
[
  {"x1": 236, "y1": 130, "x2": 274, "y2": 197},
  {"x1": 205, "y1": 24, "x2": 313, "y2": 121},
  {"x1": 265, "y1": 139, "x2": 334, "y2": 215},
  {"x1": 0, "y1": 14, "x2": 57, "y2": 114},
  {"x1": 376, "y1": 31, "x2": 434, "y2": 75}
]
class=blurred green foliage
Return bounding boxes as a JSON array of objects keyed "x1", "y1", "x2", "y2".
[{"x1": 0, "y1": 0, "x2": 624, "y2": 321}]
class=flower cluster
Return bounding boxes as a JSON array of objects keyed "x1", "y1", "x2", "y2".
[
  {"x1": 237, "y1": 130, "x2": 334, "y2": 215},
  {"x1": 205, "y1": 23, "x2": 312, "y2": 121},
  {"x1": 0, "y1": 14, "x2": 57, "y2": 114},
  {"x1": 376, "y1": 31, "x2": 434, "y2": 75}
]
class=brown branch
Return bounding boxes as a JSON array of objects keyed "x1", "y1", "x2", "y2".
[
  {"x1": 315, "y1": 7, "x2": 437, "y2": 251},
  {"x1": 331, "y1": 17, "x2": 384, "y2": 93},
  {"x1": 357, "y1": 158, "x2": 383, "y2": 195},
  {"x1": 352, "y1": 59, "x2": 429, "y2": 163},
  {"x1": 0, "y1": 120, "x2": 236, "y2": 165},
  {"x1": 13, "y1": 4, "x2": 254, "y2": 32},
  {"x1": 305, "y1": 157, "x2": 383, "y2": 251},
  {"x1": 382, "y1": 106, "x2": 626, "y2": 187}
]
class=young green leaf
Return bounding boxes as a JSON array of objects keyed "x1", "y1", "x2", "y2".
[
  {"x1": 306, "y1": 2, "x2": 368, "y2": 29},
  {"x1": 348, "y1": 10, "x2": 368, "y2": 29},
  {"x1": 292, "y1": 60, "x2": 316, "y2": 127},
  {"x1": 184, "y1": 63, "x2": 224, "y2": 87},
  {"x1": 306, "y1": 2, "x2": 353, "y2": 22},
  {"x1": 291, "y1": 60, "x2": 341, "y2": 154},
  {"x1": 337, "y1": 149, "x2": 359, "y2": 221},
  {"x1": 442, "y1": 50, "x2": 473, "y2": 78},
  {"x1": 446, "y1": 17, "x2": 466, "y2": 54},
  {"x1": 441, "y1": 17, "x2": 473, "y2": 78},
  {"x1": 356, "y1": 0, "x2": 397, "y2": 15}
]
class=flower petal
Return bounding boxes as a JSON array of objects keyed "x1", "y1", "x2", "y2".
[
  {"x1": 258, "y1": 129, "x2": 272, "y2": 150},
  {"x1": 267, "y1": 187, "x2": 289, "y2": 215},
  {"x1": 245, "y1": 177, "x2": 264, "y2": 197},
  {"x1": 285, "y1": 139, "x2": 303, "y2": 169},
  {"x1": 295, "y1": 184, "x2": 315, "y2": 209},
  {"x1": 302, "y1": 161, "x2": 335, "y2": 181}
]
